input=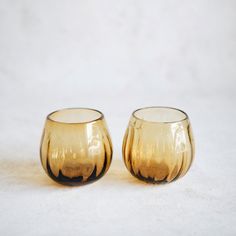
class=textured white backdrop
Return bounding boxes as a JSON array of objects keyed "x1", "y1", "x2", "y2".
[{"x1": 0, "y1": 1, "x2": 236, "y2": 235}]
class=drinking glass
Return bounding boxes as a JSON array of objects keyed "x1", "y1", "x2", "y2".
[
  {"x1": 123, "y1": 107, "x2": 194, "y2": 184},
  {"x1": 40, "y1": 108, "x2": 113, "y2": 186}
]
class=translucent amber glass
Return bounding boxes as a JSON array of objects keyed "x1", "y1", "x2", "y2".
[
  {"x1": 123, "y1": 107, "x2": 194, "y2": 184},
  {"x1": 40, "y1": 108, "x2": 113, "y2": 186}
]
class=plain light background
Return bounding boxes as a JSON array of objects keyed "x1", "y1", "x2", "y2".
[{"x1": 0, "y1": 0, "x2": 235, "y2": 235}]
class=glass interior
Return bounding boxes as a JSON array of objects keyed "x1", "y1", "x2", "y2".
[
  {"x1": 133, "y1": 107, "x2": 187, "y2": 123},
  {"x1": 48, "y1": 108, "x2": 102, "y2": 123}
]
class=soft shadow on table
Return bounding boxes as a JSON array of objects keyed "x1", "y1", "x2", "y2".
[
  {"x1": 0, "y1": 158, "x2": 64, "y2": 189},
  {"x1": 0, "y1": 158, "x2": 149, "y2": 189},
  {"x1": 102, "y1": 158, "x2": 150, "y2": 186}
]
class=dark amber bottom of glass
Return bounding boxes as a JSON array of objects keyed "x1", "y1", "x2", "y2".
[
  {"x1": 45, "y1": 158, "x2": 109, "y2": 186},
  {"x1": 128, "y1": 169, "x2": 186, "y2": 184},
  {"x1": 132, "y1": 173, "x2": 179, "y2": 184}
]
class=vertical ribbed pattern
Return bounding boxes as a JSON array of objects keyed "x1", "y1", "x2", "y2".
[
  {"x1": 123, "y1": 116, "x2": 194, "y2": 184},
  {"x1": 40, "y1": 118, "x2": 112, "y2": 186}
]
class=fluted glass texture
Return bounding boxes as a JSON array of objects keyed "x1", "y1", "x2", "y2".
[
  {"x1": 40, "y1": 108, "x2": 112, "y2": 186},
  {"x1": 123, "y1": 107, "x2": 194, "y2": 184}
]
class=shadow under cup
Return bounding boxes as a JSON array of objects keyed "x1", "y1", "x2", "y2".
[
  {"x1": 40, "y1": 108, "x2": 113, "y2": 186},
  {"x1": 122, "y1": 107, "x2": 195, "y2": 184}
]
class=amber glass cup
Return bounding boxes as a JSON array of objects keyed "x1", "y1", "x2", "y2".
[
  {"x1": 40, "y1": 108, "x2": 113, "y2": 186},
  {"x1": 123, "y1": 107, "x2": 194, "y2": 184}
]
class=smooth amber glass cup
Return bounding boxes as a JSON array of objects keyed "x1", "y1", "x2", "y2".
[
  {"x1": 123, "y1": 107, "x2": 194, "y2": 184},
  {"x1": 40, "y1": 108, "x2": 113, "y2": 186}
]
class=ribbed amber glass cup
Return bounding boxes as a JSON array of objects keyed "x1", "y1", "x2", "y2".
[
  {"x1": 40, "y1": 108, "x2": 113, "y2": 186},
  {"x1": 123, "y1": 107, "x2": 194, "y2": 184}
]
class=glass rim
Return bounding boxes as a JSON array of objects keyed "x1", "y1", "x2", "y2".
[
  {"x1": 47, "y1": 107, "x2": 104, "y2": 124},
  {"x1": 132, "y1": 106, "x2": 189, "y2": 124}
]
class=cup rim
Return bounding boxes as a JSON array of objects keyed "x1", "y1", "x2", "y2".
[
  {"x1": 132, "y1": 106, "x2": 189, "y2": 124},
  {"x1": 47, "y1": 107, "x2": 104, "y2": 124}
]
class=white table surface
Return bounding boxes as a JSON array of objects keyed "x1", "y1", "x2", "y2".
[{"x1": 0, "y1": 1, "x2": 235, "y2": 235}]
